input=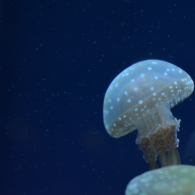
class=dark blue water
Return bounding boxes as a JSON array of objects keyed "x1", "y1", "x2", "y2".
[{"x1": 1, "y1": 0, "x2": 195, "y2": 194}]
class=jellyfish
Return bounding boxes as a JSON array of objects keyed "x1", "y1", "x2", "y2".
[
  {"x1": 125, "y1": 165, "x2": 195, "y2": 195},
  {"x1": 103, "y1": 59, "x2": 194, "y2": 169}
]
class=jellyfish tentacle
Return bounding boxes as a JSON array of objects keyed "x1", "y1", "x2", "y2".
[{"x1": 167, "y1": 148, "x2": 181, "y2": 165}]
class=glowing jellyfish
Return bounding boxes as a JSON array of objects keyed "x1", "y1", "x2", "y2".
[
  {"x1": 103, "y1": 59, "x2": 194, "y2": 169},
  {"x1": 125, "y1": 165, "x2": 195, "y2": 195}
]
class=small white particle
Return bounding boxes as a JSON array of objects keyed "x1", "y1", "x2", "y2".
[
  {"x1": 131, "y1": 79, "x2": 135, "y2": 82},
  {"x1": 139, "y1": 100, "x2": 143, "y2": 104},
  {"x1": 123, "y1": 115, "x2": 126, "y2": 118},
  {"x1": 134, "y1": 87, "x2": 138, "y2": 91},
  {"x1": 116, "y1": 98, "x2": 120, "y2": 102},
  {"x1": 108, "y1": 99, "x2": 111, "y2": 103},
  {"x1": 151, "y1": 61, "x2": 157, "y2": 64},
  {"x1": 118, "y1": 117, "x2": 121, "y2": 121},
  {"x1": 115, "y1": 83, "x2": 119, "y2": 88},
  {"x1": 129, "y1": 117, "x2": 132, "y2": 120},
  {"x1": 161, "y1": 92, "x2": 165, "y2": 96},
  {"x1": 169, "y1": 86, "x2": 173, "y2": 89},
  {"x1": 154, "y1": 76, "x2": 158, "y2": 79},
  {"x1": 147, "y1": 67, "x2": 152, "y2": 70},
  {"x1": 152, "y1": 98, "x2": 156, "y2": 101},
  {"x1": 135, "y1": 108, "x2": 138, "y2": 111},
  {"x1": 125, "y1": 73, "x2": 129, "y2": 76},
  {"x1": 179, "y1": 69, "x2": 183, "y2": 73},
  {"x1": 150, "y1": 87, "x2": 154, "y2": 91},
  {"x1": 140, "y1": 73, "x2": 145, "y2": 77},
  {"x1": 153, "y1": 92, "x2": 157, "y2": 96},
  {"x1": 110, "y1": 106, "x2": 113, "y2": 110},
  {"x1": 172, "y1": 68, "x2": 175, "y2": 71},
  {"x1": 164, "y1": 72, "x2": 168, "y2": 76},
  {"x1": 166, "y1": 68, "x2": 170, "y2": 71},
  {"x1": 113, "y1": 123, "x2": 116, "y2": 127},
  {"x1": 127, "y1": 99, "x2": 131, "y2": 103},
  {"x1": 174, "y1": 81, "x2": 178, "y2": 85},
  {"x1": 171, "y1": 90, "x2": 174, "y2": 93},
  {"x1": 158, "y1": 98, "x2": 161, "y2": 101}
]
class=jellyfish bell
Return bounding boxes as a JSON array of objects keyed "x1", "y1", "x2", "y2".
[
  {"x1": 103, "y1": 59, "x2": 194, "y2": 169},
  {"x1": 125, "y1": 165, "x2": 195, "y2": 195}
]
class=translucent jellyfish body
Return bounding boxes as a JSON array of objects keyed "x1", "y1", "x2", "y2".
[
  {"x1": 103, "y1": 59, "x2": 194, "y2": 169},
  {"x1": 125, "y1": 165, "x2": 195, "y2": 195}
]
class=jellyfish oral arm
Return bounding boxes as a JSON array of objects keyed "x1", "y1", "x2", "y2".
[
  {"x1": 135, "y1": 103, "x2": 181, "y2": 169},
  {"x1": 159, "y1": 148, "x2": 181, "y2": 167}
]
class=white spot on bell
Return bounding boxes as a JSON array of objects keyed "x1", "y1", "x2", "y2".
[
  {"x1": 140, "y1": 73, "x2": 145, "y2": 77},
  {"x1": 115, "y1": 83, "x2": 119, "y2": 88},
  {"x1": 153, "y1": 92, "x2": 157, "y2": 96},
  {"x1": 131, "y1": 79, "x2": 135, "y2": 82},
  {"x1": 134, "y1": 87, "x2": 138, "y2": 91},
  {"x1": 127, "y1": 99, "x2": 131, "y2": 103}
]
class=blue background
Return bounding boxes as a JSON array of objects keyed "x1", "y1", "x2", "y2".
[{"x1": 1, "y1": 0, "x2": 195, "y2": 194}]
